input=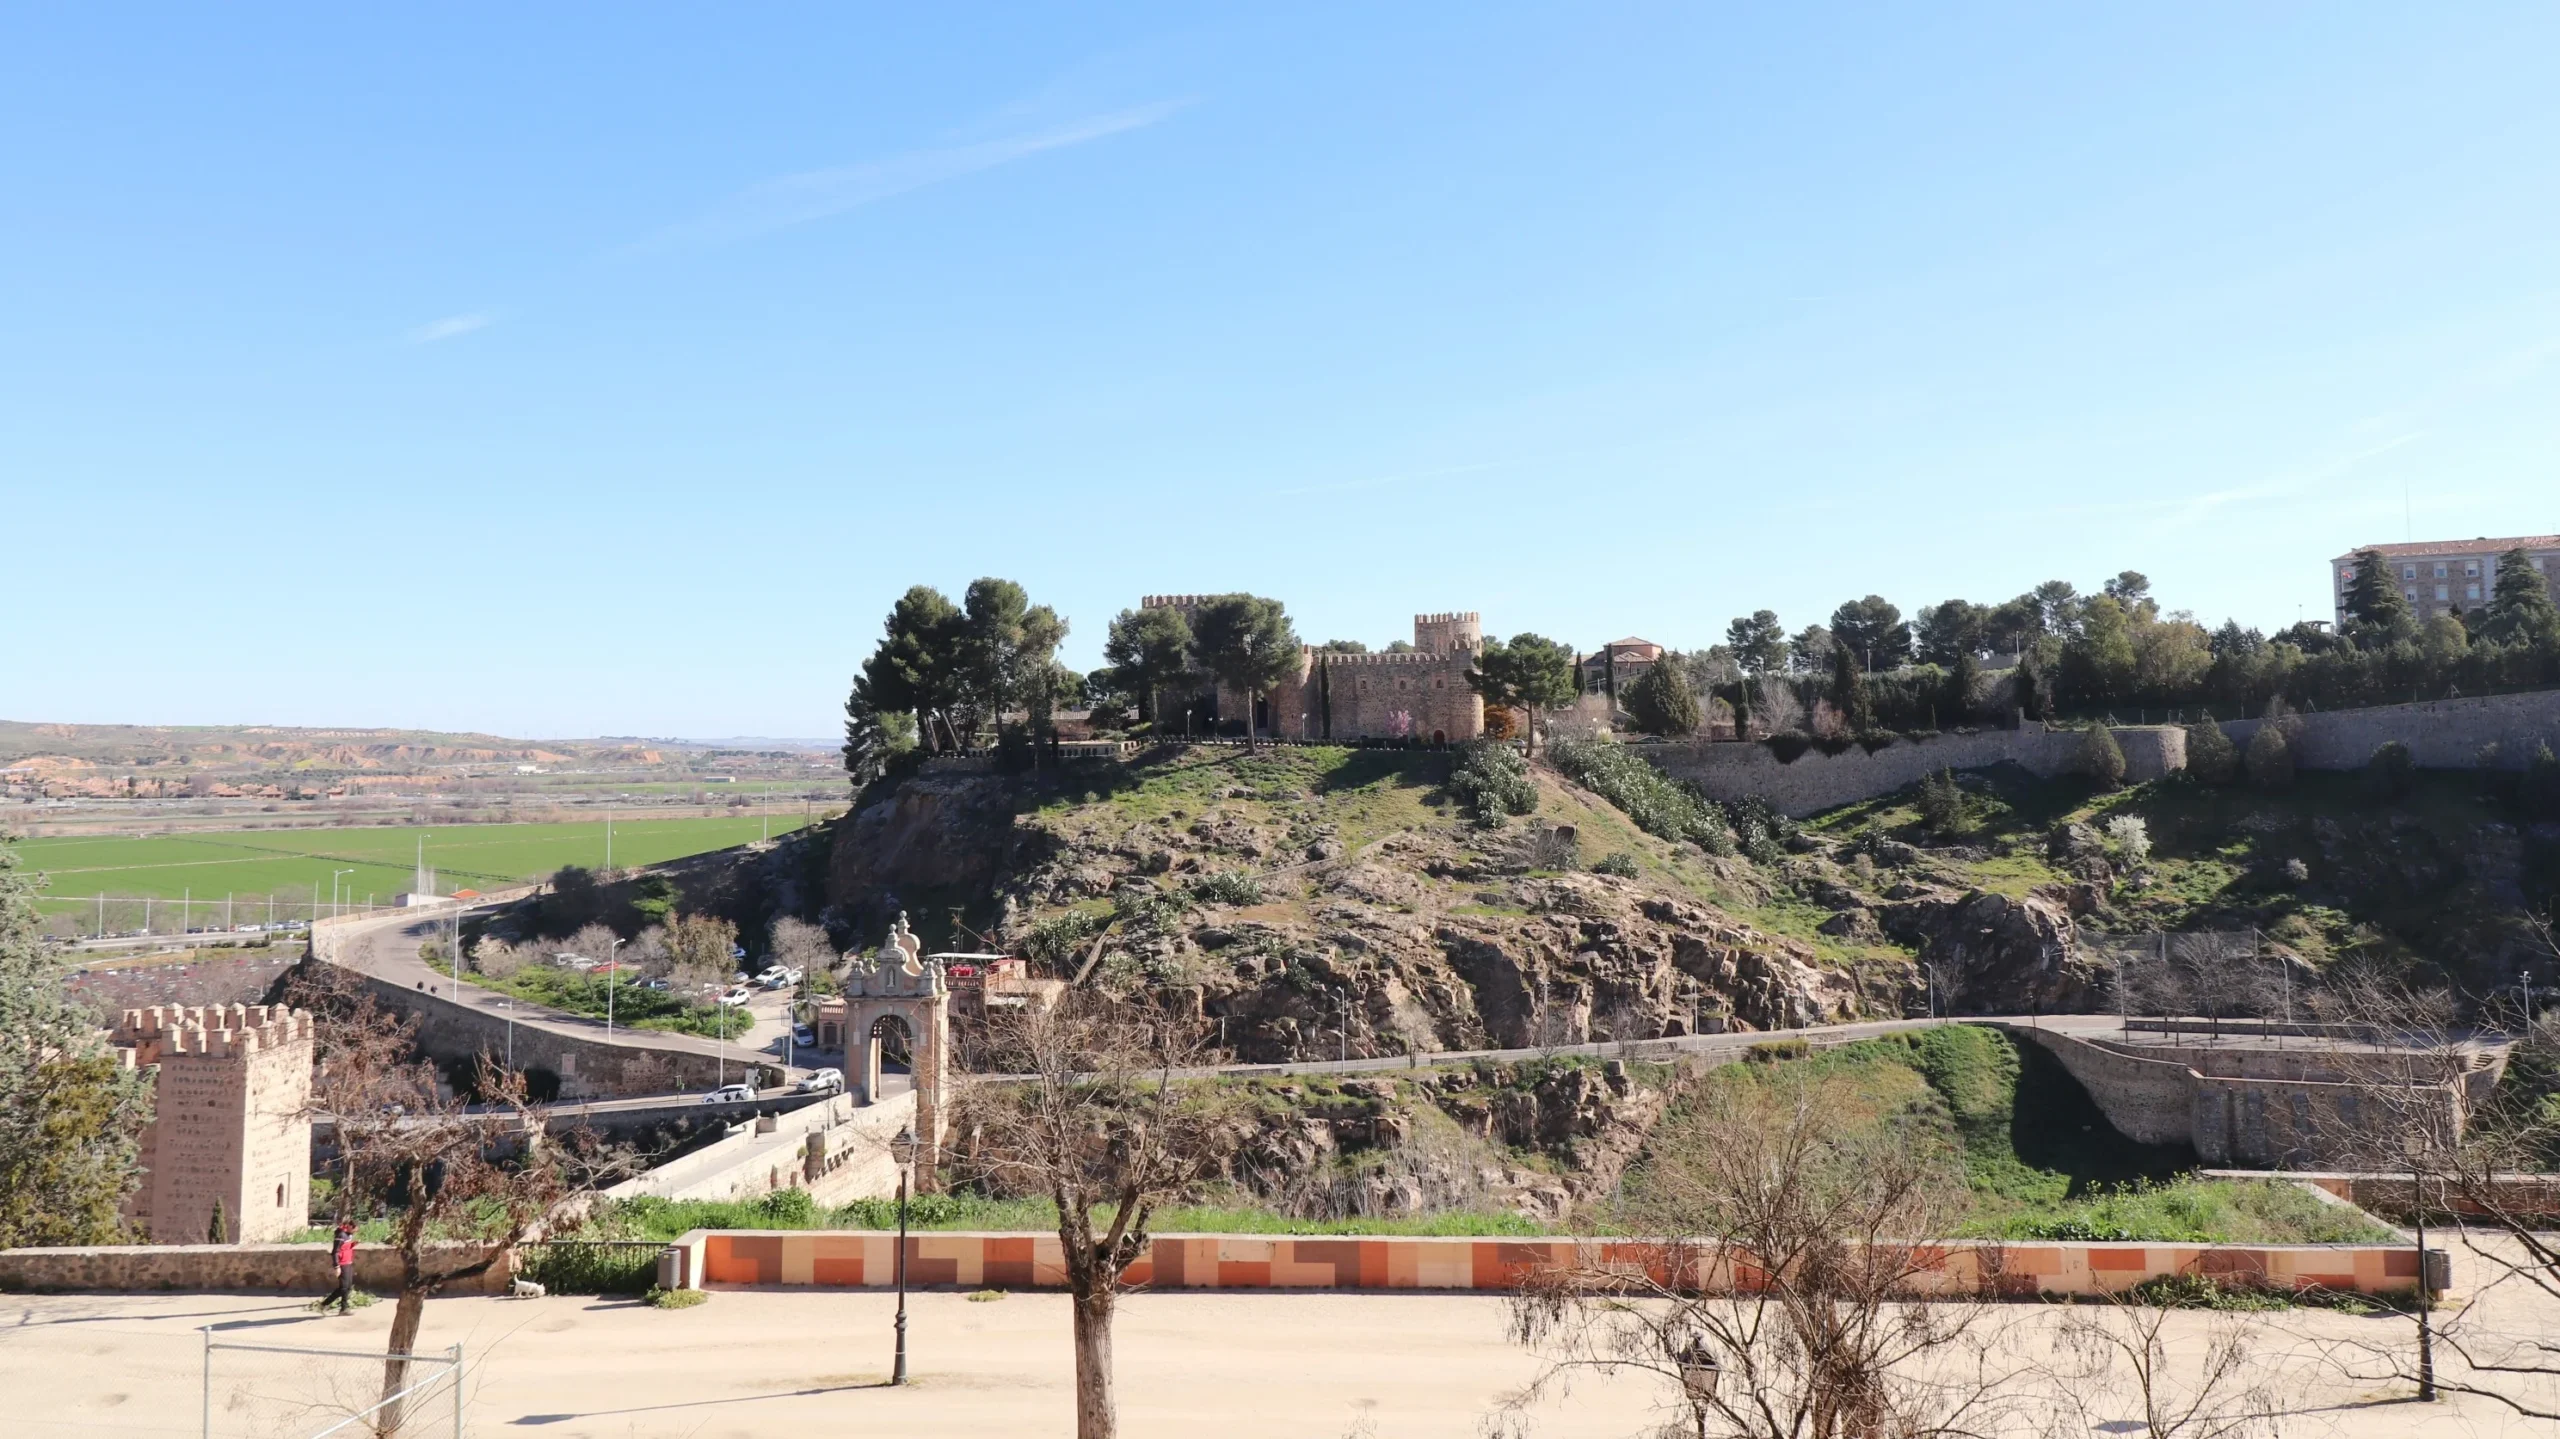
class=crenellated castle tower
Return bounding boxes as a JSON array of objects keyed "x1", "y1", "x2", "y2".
[{"x1": 112, "y1": 1004, "x2": 315, "y2": 1244}]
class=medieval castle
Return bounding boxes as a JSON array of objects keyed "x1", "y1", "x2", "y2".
[{"x1": 1138, "y1": 596, "x2": 1487, "y2": 743}]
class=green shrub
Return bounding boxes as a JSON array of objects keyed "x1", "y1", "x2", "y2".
[
  {"x1": 1445, "y1": 742, "x2": 1538, "y2": 827},
  {"x1": 2365, "y1": 740, "x2": 2416, "y2": 802},
  {"x1": 1721, "y1": 795, "x2": 1799, "y2": 864},
  {"x1": 1622, "y1": 662, "x2": 1700, "y2": 736},
  {"x1": 517, "y1": 1241, "x2": 660, "y2": 1296},
  {"x1": 1915, "y1": 766, "x2": 1970, "y2": 837},
  {"x1": 2184, "y1": 719, "x2": 2240, "y2": 785},
  {"x1": 645, "y1": 1286, "x2": 708, "y2": 1309},
  {"x1": 1186, "y1": 871, "x2": 1265, "y2": 907},
  {"x1": 1591, "y1": 852, "x2": 1640, "y2": 878},
  {"x1": 1546, "y1": 740, "x2": 1734, "y2": 854},
  {"x1": 2246, "y1": 724, "x2": 2295, "y2": 791},
  {"x1": 2079, "y1": 725, "x2": 2127, "y2": 789}
]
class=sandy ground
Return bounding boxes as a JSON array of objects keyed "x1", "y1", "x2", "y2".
[{"x1": 6, "y1": 1278, "x2": 2559, "y2": 1439}]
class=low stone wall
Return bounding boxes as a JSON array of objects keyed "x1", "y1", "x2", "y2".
[
  {"x1": 2008, "y1": 1026, "x2": 2471, "y2": 1168},
  {"x1": 2213, "y1": 1169, "x2": 2560, "y2": 1223},
  {"x1": 0, "y1": 1242, "x2": 513, "y2": 1295},
  {"x1": 2009, "y1": 1026, "x2": 2198, "y2": 1148},
  {"x1": 343, "y1": 970, "x2": 733, "y2": 1099},
  {"x1": 657, "y1": 1229, "x2": 2446, "y2": 1298}
]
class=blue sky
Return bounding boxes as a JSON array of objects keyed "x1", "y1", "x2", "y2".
[{"x1": 6, "y1": 4, "x2": 2557, "y2": 739}]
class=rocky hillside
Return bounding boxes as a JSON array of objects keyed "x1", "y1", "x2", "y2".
[{"x1": 816, "y1": 745, "x2": 2114, "y2": 1064}]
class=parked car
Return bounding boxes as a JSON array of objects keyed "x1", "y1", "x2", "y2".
[
  {"x1": 791, "y1": 1023, "x2": 817, "y2": 1048},
  {"x1": 640, "y1": 977, "x2": 671, "y2": 992},
  {"x1": 758, "y1": 970, "x2": 792, "y2": 990},
  {"x1": 702, "y1": 1084, "x2": 755, "y2": 1104},
  {"x1": 715, "y1": 987, "x2": 753, "y2": 1007},
  {"x1": 794, "y1": 1068, "x2": 845, "y2": 1096}
]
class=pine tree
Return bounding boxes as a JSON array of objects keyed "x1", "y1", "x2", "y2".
[
  {"x1": 2478, "y1": 548, "x2": 2560, "y2": 646},
  {"x1": 0, "y1": 833, "x2": 152, "y2": 1248},
  {"x1": 2342, "y1": 549, "x2": 2415, "y2": 642}
]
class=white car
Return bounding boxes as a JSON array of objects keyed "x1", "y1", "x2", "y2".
[
  {"x1": 758, "y1": 970, "x2": 793, "y2": 990},
  {"x1": 715, "y1": 987, "x2": 753, "y2": 1007},
  {"x1": 702, "y1": 1084, "x2": 755, "y2": 1104},
  {"x1": 794, "y1": 1068, "x2": 845, "y2": 1096}
]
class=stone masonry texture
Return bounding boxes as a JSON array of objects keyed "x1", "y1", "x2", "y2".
[{"x1": 111, "y1": 1005, "x2": 314, "y2": 1245}]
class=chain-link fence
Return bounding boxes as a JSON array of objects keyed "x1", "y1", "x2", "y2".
[{"x1": 2076, "y1": 929, "x2": 2312, "y2": 1030}]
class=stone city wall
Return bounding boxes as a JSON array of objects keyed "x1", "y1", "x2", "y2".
[
  {"x1": 656, "y1": 1228, "x2": 2446, "y2": 1299},
  {"x1": 2225, "y1": 688, "x2": 2560, "y2": 772},
  {"x1": 1645, "y1": 687, "x2": 2560, "y2": 816},
  {"x1": 0, "y1": 1242, "x2": 514, "y2": 1295}
]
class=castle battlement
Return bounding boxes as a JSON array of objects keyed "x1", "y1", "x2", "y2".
[
  {"x1": 1140, "y1": 594, "x2": 1224, "y2": 611},
  {"x1": 1414, "y1": 612, "x2": 1479, "y2": 625},
  {"x1": 116, "y1": 1004, "x2": 313, "y2": 1063},
  {"x1": 1308, "y1": 649, "x2": 1471, "y2": 666}
]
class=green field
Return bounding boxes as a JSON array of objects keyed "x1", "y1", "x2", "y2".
[{"x1": 18, "y1": 814, "x2": 821, "y2": 918}]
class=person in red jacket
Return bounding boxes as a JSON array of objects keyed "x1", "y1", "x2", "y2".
[{"x1": 323, "y1": 1219, "x2": 358, "y2": 1314}]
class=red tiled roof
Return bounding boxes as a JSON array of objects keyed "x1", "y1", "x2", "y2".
[{"x1": 2332, "y1": 535, "x2": 2560, "y2": 561}]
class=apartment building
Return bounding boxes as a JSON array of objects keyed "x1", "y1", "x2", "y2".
[{"x1": 2331, "y1": 535, "x2": 2560, "y2": 626}]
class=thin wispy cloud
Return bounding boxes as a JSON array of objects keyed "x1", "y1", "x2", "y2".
[
  {"x1": 408, "y1": 313, "x2": 493, "y2": 344},
  {"x1": 631, "y1": 100, "x2": 1188, "y2": 254}
]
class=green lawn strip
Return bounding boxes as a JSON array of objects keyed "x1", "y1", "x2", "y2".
[
  {"x1": 580, "y1": 1191, "x2": 1547, "y2": 1240},
  {"x1": 24, "y1": 814, "x2": 812, "y2": 908},
  {"x1": 453, "y1": 964, "x2": 752, "y2": 1039}
]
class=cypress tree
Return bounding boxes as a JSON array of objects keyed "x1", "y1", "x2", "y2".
[
  {"x1": 1828, "y1": 643, "x2": 1875, "y2": 733},
  {"x1": 2079, "y1": 725, "x2": 2127, "y2": 789},
  {"x1": 2184, "y1": 719, "x2": 2240, "y2": 785}
]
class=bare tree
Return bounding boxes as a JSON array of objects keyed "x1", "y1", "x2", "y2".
[
  {"x1": 2053, "y1": 1293, "x2": 2284, "y2": 1438},
  {"x1": 768, "y1": 915, "x2": 835, "y2": 974},
  {"x1": 1504, "y1": 1067, "x2": 2029, "y2": 1438},
  {"x1": 953, "y1": 996, "x2": 1238, "y2": 1439},
  {"x1": 2301, "y1": 977, "x2": 2506, "y2": 1412},
  {"x1": 291, "y1": 970, "x2": 610, "y2": 1436}
]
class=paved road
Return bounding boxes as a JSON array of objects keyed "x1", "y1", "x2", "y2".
[
  {"x1": 328, "y1": 905, "x2": 825, "y2": 1078},
  {"x1": 326, "y1": 899, "x2": 2126, "y2": 1093}
]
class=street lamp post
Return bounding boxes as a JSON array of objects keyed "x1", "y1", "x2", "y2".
[
  {"x1": 888, "y1": 1125, "x2": 920, "y2": 1385},
  {"x1": 607, "y1": 938, "x2": 626, "y2": 1038}
]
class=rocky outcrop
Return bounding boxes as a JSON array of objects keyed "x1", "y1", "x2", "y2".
[
  {"x1": 1877, "y1": 886, "x2": 2106, "y2": 1012},
  {"x1": 1218, "y1": 1061, "x2": 1674, "y2": 1224},
  {"x1": 826, "y1": 775, "x2": 1026, "y2": 923}
]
